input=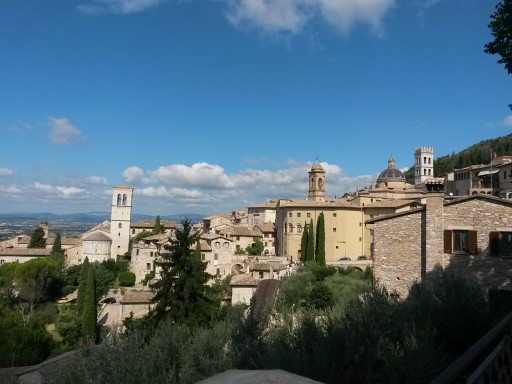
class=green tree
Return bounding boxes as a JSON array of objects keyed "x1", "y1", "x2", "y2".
[
  {"x1": 315, "y1": 212, "x2": 326, "y2": 266},
  {"x1": 300, "y1": 221, "x2": 308, "y2": 261},
  {"x1": 28, "y1": 226, "x2": 46, "y2": 248},
  {"x1": 245, "y1": 237, "x2": 264, "y2": 256},
  {"x1": 118, "y1": 271, "x2": 136, "y2": 287},
  {"x1": 306, "y1": 219, "x2": 315, "y2": 262},
  {"x1": 76, "y1": 257, "x2": 90, "y2": 314},
  {"x1": 51, "y1": 233, "x2": 65, "y2": 271},
  {"x1": 82, "y1": 266, "x2": 97, "y2": 344},
  {"x1": 15, "y1": 258, "x2": 59, "y2": 311},
  {"x1": 153, "y1": 215, "x2": 165, "y2": 234},
  {"x1": 148, "y1": 219, "x2": 215, "y2": 328},
  {"x1": 485, "y1": 0, "x2": 512, "y2": 75},
  {"x1": 0, "y1": 262, "x2": 18, "y2": 303}
]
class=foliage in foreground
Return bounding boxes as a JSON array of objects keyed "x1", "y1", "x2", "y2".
[{"x1": 45, "y1": 272, "x2": 495, "y2": 384}]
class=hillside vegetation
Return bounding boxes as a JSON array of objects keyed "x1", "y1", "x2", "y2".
[{"x1": 404, "y1": 134, "x2": 512, "y2": 183}]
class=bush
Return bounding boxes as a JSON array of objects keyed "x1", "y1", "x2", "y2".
[{"x1": 118, "y1": 272, "x2": 136, "y2": 287}]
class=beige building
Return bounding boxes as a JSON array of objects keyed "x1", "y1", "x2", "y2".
[
  {"x1": 247, "y1": 201, "x2": 277, "y2": 228},
  {"x1": 130, "y1": 219, "x2": 176, "y2": 237},
  {"x1": 369, "y1": 184, "x2": 512, "y2": 297}
]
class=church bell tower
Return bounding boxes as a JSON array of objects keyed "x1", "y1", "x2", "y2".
[
  {"x1": 110, "y1": 185, "x2": 133, "y2": 258},
  {"x1": 308, "y1": 162, "x2": 326, "y2": 202}
]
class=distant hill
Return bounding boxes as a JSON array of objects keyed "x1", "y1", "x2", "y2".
[{"x1": 404, "y1": 134, "x2": 512, "y2": 183}]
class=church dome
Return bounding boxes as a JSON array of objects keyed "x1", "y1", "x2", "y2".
[
  {"x1": 376, "y1": 156, "x2": 406, "y2": 187},
  {"x1": 311, "y1": 162, "x2": 323, "y2": 171}
]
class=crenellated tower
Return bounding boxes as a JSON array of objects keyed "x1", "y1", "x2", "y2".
[{"x1": 414, "y1": 147, "x2": 434, "y2": 185}]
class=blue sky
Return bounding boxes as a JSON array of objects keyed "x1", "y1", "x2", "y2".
[{"x1": 0, "y1": 0, "x2": 510, "y2": 215}]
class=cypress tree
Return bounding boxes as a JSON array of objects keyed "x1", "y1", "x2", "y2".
[
  {"x1": 51, "y1": 233, "x2": 65, "y2": 271},
  {"x1": 316, "y1": 212, "x2": 326, "y2": 266},
  {"x1": 82, "y1": 266, "x2": 97, "y2": 344},
  {"x1": 153, "y1": 215, "x2": 164, "y2": 234},
  {"x1": 77, "y1": 257, "x2": 90, "y2": 314},
  {"x1": 28, "y1": 227, "x2": 46, "y2": 248},
  {"x1": 306, "y1": 218, "x2": 315, "y2": 262},
  {"x1": 300, "y1": 221, "x2": 308, "y2": 262}
]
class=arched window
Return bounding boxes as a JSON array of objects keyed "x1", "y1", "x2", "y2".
[
  {"x1": 117, "y1": 194, "x2": 122, "y2": 205},
  {"x1": 318, "y1": 178, "x2": 323, "y2": 189},
  {"x1": 424, "y1": 169, "x2": 426, "y2": 175},
  {"x1": 428, "y1": 169, "x2": 431, "y2": 175},
  {"x1": 424, "y1": 157, "x2": 427, "y2": 164},
  {"x1": 215, "y1": 241, "x2": 220, "y2": 248},
  {"x1": 223, "y1": 242, "x2": 229, "y2": 248},
  {"x1": 311, "y1": 178, "x2": 315, "y2": 188},
  {"x1": 428, "y1": 157, "x2": 431, "y2": 164},
  {"x1": 297, "y1": 224, "x2": 302, "y2": 233},
  {"x1": 122, "y1": 194, "x2": 127, "y2": 205},
  {"x1": 289, "y1": 224, "x2": 293, "y2": 233},
  {"x1": 118, "y1": 223, "x2": 122, "y2": 228}
]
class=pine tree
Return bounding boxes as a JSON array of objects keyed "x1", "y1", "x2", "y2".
[
  {"x1": 306, "y1": 218, "x2": 315, "y2": 262},
  {"x1": 148, "y1": 219, "x2": 215, "y2": 327},
  {"x1": 28, "y1": 227, "x2": 46, "y2": 248},
  {"x1": 300, "y1": 221, "x2": 308, "y2": 262},
  {"x1": 77, "y1": 257, "x2": 90, "y2": 315},
  {"x1": 82, "y1": 266, "x2": 97, "y2": 344},
  {"x1": 316, "y1": 212, "x2": 326, "y2": 266}
]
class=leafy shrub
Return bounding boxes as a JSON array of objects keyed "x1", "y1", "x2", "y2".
[{"x1": 118, "y1": 272, "x2": 136, "y2": 287}]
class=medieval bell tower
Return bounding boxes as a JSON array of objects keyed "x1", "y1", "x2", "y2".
[
  {"x1": 110, "y1": 185, "x2": 133, "y2": 258},
  {"x1": 308, "y1": 162, "x2": 326, "y2": 202}
]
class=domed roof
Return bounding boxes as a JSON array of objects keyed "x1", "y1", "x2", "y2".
[
  {"x1": 377, "y1": 156, "x2": 405, "y2": 182},
  {"x1": 311, "y1": 162, "x2": 323, "y2": 171}
]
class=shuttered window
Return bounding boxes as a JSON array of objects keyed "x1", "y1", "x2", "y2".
[
  {"x1": 443, "y1": 230, "x2": 477, "y2": 255},
  {"x1": 489, "y1": 231, "x2": 512, "y2": 257}
]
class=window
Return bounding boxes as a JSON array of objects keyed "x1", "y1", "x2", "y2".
[
  {"x1": 223, "y1": 242, "x2": 229, "y2": 248},
  {"x1": 333, "y1": 228, "x2": 336, "y2": 232},
  {"x1": 118, "y1": 223, "x2": 122, "y2": 228},
  {"x1": 214, "y1": 254, "x2": 218, "y2": 260},
  {"x1": 201, "y1": 253, "x2": 205, "y2": 261},
  {"x1": 122, "y1": 194, "x2": 127, "y2": 205},
  {"x1": 424, "y1": 157, "x2": 427, "y2": 164},
  {"x1": 136, "y1": 249, "x2": 139, "y2": 256},
  {"x1": 117, "y1": 194, "x2": 122, "y2": 205},
  {"x1": 150, "y1": 252, "x2": 154, "y2": 257},
  {"x1": 444, "y1": 230, "x2": 477, "y2": 254},
  {"x1": 297, "y1": 213, "x2": 301, "y2": 218},
  {"x1": 259, "y1": 272, "x2": 264, "y2": 279},
  {"x1": 132, "y1": 229, "x2": 135, "y2": 234},
  {"x1": 297, "y1": 224, "x2": 302, "y2": 233},
  {"x1": 289, "y1": 224, "x2": 293, "y2": 233},
  {"x1": 215, "y1": 241, "x2": 220, "y2": 248},
  {"x1": 146, "y1": 263, "x2": 151, "y2": 270},
  {"x1": 333, "y1": 213, "x2": 337, "y2": 217},
  {"x1": 289, "y1": 212, "x2": 292, "y2": 217},
  {"x1": 490, "y1": 231, "x2": 512, "y2": 257},
  {"x1": 307, "y1": 213, "x2": 311, "y2": 218}
]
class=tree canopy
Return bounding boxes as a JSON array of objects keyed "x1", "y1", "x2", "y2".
[
  {"x1": 485, "y1": 0, "x2": 512, "y2": 76},
  {"x1": 148, "y1": 219, "x2": 215, "y2": 328},
  {"x1": 28, "y1": 226, "x2": 46, "y2": 249},
  {"x1": 245, "y1": 238, "x2": 264, "y2": 256}
]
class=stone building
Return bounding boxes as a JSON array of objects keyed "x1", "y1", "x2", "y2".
[{"x1": 368, "y1": 183, "x2": 512, "y2": 297}]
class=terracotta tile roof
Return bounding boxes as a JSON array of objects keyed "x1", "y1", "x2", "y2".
[
  {"x1": 248, "y1": 201, "x2": 278, "y2": 208},
  {"x1": 17, "y1": 235, "x2": 31, "y2": 244},
  {"x1": 120, "y1": 290, "x2": 154, "y2": 304},
  {"x1": 46, "y1": 237, "x2": 82, "y2": 246},
  {"x1": 130, "y1": 220, "x2": 176, "y2": 229},
  {"x1": 250, "y1": 262, "x2": 285, "y2": 271},
  {"x1": 218, "y1": 226, "x2": 262, "y2": 237},
  {"x1": 364, "y1": 199, "x2": 420, "y2": 209},
  {"x1": 277, "y1": 198, "x2": 359, "y2": 208},
  {"x1": 254, "y1": 222, "x2": 275, "y2": 233},
  {"x1": 199, "y1": 239, "x2": 212, "y2": 251},
  {"x1": 230, "y1": 274, "x2": 260, "y2": 287},
  {"x1": 0, "y1": 248, "x2": 51, "y2": 257},
  {"x1": 203, "y1": 213, "x2": 232, "y2": 220},
  {"x1": 83, "y1": 232, "x2": 112, "y2": 242}
]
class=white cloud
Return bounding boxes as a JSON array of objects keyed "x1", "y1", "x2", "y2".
[
  {"x1": 226, "y1": 0, "x2": 395, "y2": 35},
  {"x1": 123, "y1": 166, "x2": 146, "y2": 184},
  {"x1": 48, "y1": 117, "x2": 84, "y2": 145},
  {"x1": 34, "y1": 182, "x2": 54, "y2": 193},
  {"x1": 33, "y1": 182, "x2": 86, "y2": 199},
  {"x1": 78, "y1": 0, "x2": 165, "y2": 14},
  {"x1": 502, "y1": 115, "x2": 512, "y2": 127},
  {"x1": 0, "y1": 185, "x2": 22, "y2": 194},
  {"x1": 85, "y1": 176, "x2": 108, "y2": 185},
  {"x1": 56, "y1": 186, "x2": 86, "y2": 198},
  {"x1": 0, "y1": 168, "x2": 14, "y2": 177}
]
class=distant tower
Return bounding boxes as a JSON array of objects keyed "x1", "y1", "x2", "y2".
[
  {"x1": 39, "y1": 221, "x2": 49, "y2": 239},
  {"x1": 414, "y1": 147, "x2": 434, "y2": 185},
  {"x1": 308, "y1": 162, "x2": 326, "y2": 202},
  {"x1": 110, "y1": 185, "x2": 133, "y2": 258}
]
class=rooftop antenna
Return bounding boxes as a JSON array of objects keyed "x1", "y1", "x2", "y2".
[{"x1": 315, "y1": 155, "x2": 319, "y2": 162}]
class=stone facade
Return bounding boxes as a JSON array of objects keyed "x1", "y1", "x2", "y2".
[{"x1": 370, "y1": 194, "x2": 512, "y2": 297}]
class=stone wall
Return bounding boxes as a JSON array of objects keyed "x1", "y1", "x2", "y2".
[{"x1": 373, "y1": 210, "x2": 423, "y2": 297}]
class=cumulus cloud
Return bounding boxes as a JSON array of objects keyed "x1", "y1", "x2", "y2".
[
  {"x1": 0, "y1": 168, "x2": 14, "y2": 177},
  {"x1": 123, "y1": 166, "x2": 146, "y2": 184},
  {"x1": 0, "y1": 185, "x2": 22, "y2": 194},
  {"x1": 48, "y1": 117, "x2": 84, "y2": 145},
  {"x1": 78, "y1": 0, "x2": 165, "y2": 14},
  {"x1": 502, "y1": 115, "x2": 512, "y2": 127},
  {"x1": 85, "y1": 176, "x2": 108, "y2": 185},
  {"x1": 33, "y1": 182, "x2": 85, "y2": 199},
  {"x1": 5, "y1": 122, "x2": 32, "y2": 133},
  {"x1": 227, "y1": 0, "x2": 395, "y2": 35}
]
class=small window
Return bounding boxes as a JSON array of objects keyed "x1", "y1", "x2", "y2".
[
  {"x1": 333, "y1": 213, "x2": 337, "y2": 217},
  {"x1": 146, "y1": 263, "x2": 151, "y2": 270},
  {"x1": 214, "y1": 254, "x2": 218, "y2": 260},
  {"x1": 297, "y1": 213, "x2": 301, "y2": 218},
  {"x1": 223, "y1": 242, "x2": 229, "y2": 248},
  {"x1": 259, "y1": 271, "x2": 264, "y2": 279},
  {"x1": 490, "y1": 231, "x2": 512, "y2": 257},
  {"x1": 289, "y1": 212, "x2": 292, "y2": 217},
  {"x1": 215, "y1": 241, "x2": 220, "y2": 248},
  {"x1": 307, "y1": 213, "x2": 311, "y2": 218},
  {"x1": 201, "y1": 253, "x2": 205, "y2": 261},
  {"x1": 136, "y1": 249, "x2": 139, "y2": 256},
  {"x1": 333, "y1": 228, "x2": 336, "y2": 232},
  {"x1": 289, "y1": 224, "x2": 293, "y2": 233},
  {"x1": 118, "y1": 223, "x2": 122, "y2": 228},
  {"x1": 297, "y1": 224, "x2": 302, "y2": 233},
  {"x1": 444, "y1": 230, "x2": 477, "y2": 254},
  {"x1": 132, "y1": 229, "x2": 135, "y2": 234},
  {"x1": 150, "y1": 252, "x2": 153, "y2": 257}
]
